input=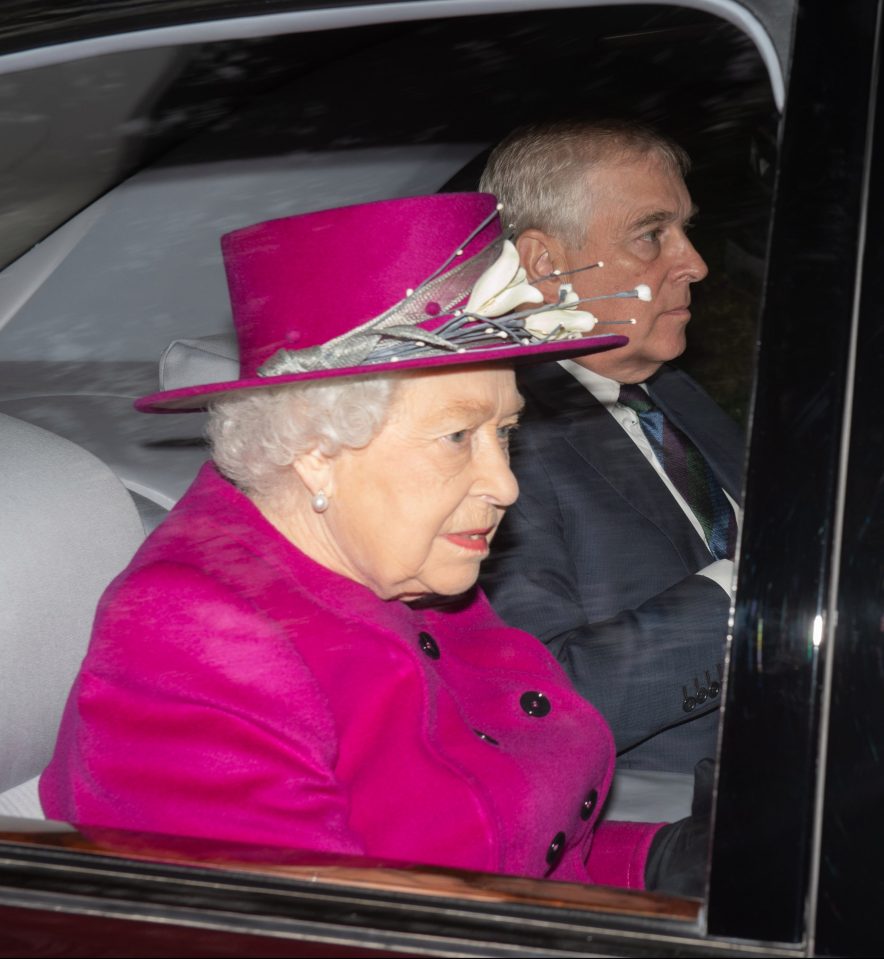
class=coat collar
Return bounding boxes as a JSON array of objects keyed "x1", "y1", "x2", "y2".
[
  {"x1": 517, "y1": 362, "x2": 743, "y2": 501},
  {"x1": 157, "y1": 462, "x2": 495, "y2": 638},
  {"x1": 515, "y1": 363, "x2": 722, "y2": 565}
]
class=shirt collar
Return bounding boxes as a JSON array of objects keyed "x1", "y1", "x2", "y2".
[{"x1": 558, "y1": 358, "x2": 635, "y2": 407}]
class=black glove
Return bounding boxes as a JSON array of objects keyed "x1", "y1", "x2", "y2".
[{"x1": 643, "y1": 757, "x2": 714, "y2": 898}]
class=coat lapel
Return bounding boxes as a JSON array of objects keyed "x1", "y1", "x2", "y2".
[{"x1": 517, "y1": 364, "x2": 710, "y2": 560}]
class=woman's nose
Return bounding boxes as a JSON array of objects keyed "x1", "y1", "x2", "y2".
[{"x1": 477, "y1": 440, "x2": 519, "y2": 508}]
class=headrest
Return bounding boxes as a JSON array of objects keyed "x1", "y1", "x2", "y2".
[{"x1": 0, "y1": 413, "x2": 144, "y2": 806}]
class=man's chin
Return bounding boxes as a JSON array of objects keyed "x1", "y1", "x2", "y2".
[{"x1": 651, "y1": 334, "x2": 689, "y2": 364}]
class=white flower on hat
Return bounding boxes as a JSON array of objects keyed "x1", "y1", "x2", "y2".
[
  {"x1": 524, "y1": 308, "x2": 600, "y2": 337},
  {"x1": 463, "y1": 240, "x2": 544, "y2": 317},
  {"x1": 523, "y1": 282, "x2": 600, "y2": 337}
]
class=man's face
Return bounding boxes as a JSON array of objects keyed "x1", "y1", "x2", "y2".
[{"x1": 552, "y1": 154, "x2": 707, "y2": 383}]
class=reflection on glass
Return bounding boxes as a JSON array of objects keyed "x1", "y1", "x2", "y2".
[{"x1": 0, "y1": 5, "x2": 776, "y2": 942}]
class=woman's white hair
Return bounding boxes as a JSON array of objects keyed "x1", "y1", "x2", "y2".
[
  {"x1": 480, "y1": 119, "x2": 691, "y2": 249},
  {"x1": 207, "y1": 373, "x2": 401, "y2": 499}
]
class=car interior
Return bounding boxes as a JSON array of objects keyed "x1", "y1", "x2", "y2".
[
  {"x1": 9, "y1": 3, "x2": 884, "y2": 955},
  {"x1": 0, "y1": 0, "x2": 778, "y2": 903},
  {"x1": 0, "y1": 412, "x2": 144, "y2": 818}
]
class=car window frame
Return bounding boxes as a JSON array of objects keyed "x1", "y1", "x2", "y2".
[
  {"x1": 0, "y1": 0, "x2": 787, "y2": 111},
  {"x1": 8, "y1": 0, "x2": 877, "y2": 954},
  {"x1": 707, "y1": 0, "x2": 883, "y2": 950}
]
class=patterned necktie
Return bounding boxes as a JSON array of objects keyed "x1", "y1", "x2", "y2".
[{"x1": 618, "y1": 383, "x2": 737, "y2": 560}]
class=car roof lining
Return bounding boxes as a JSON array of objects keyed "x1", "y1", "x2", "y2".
[{"x1": 0, "y1": 1, "x2": 786, "y2": 110}]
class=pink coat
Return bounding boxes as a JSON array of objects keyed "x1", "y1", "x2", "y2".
[{"x1": 40, "y1": 463, "x2": 661, "y2": 888}]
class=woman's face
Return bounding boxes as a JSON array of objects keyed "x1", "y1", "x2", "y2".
[{"x1": 319, "y1": 365, "x2": 523, "y2": 601}]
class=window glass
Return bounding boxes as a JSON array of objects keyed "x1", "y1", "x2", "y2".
[{"x1": 0, "y1": 4, "x2": 778, "y2": 948}]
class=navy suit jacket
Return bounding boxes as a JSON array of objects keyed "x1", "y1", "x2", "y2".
[{"x1": 480, "y1": 362, "x2": 744, "y2": 773}]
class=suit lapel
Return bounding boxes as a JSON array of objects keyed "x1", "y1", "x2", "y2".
[{"x1": 517, "y1": 364, "x2": 711, "y2": 562}]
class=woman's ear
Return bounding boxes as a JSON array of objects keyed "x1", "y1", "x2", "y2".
[
  {"x1": 292, "y1": 446, "x2": 335, "y2": 498},
  {"x1": 515, "y1": 230, "x2": 567, "y2": 304}
]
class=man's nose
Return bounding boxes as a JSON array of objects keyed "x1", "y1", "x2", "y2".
[{"x1": 676, "y1": 234, "x2": 709, "y2": 283}]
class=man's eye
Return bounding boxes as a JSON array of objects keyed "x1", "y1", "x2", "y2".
[
  {"x1": 497, "y1": 423, "x2": 518, "y2": 446},
  {"x1": 639, "y1": 229, "x2": 662, "y2": 243},
  {"x1": 446, "y1": 429, "x2": 469, "y2": 444}
]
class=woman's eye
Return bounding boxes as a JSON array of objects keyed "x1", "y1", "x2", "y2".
[
  {"x1": 497, "y1": 423, "x2": 518, "y2": 446},
  {"x1": 445, "y1": 429, "x2": 469, "y2": 445},
  {"x1": 639, "y1": 229, "x2": 662, "y2": 243}
]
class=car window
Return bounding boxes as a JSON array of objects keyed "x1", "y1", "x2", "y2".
[{"x1": 0, "y1": 3, "x2": 782, "y2": 953}]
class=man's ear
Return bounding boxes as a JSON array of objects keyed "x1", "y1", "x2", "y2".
[
  {"x1": 515, "y1": 230, "x2": 567, "y2": 303},
  {"x1": 293, "y1": 446, "x2": 335, "y2": 498}
]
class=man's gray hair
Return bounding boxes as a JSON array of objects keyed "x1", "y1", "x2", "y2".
[
  {"x1": 207, "y1": 373, "x2": 401, "y2": 499},
  {"x1": 479, "y1": 119, "x2": 691, "y2": 248}
]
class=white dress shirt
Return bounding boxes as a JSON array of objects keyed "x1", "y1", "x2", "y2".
[{"x1": 558, "y1": 359, "x2": 738, "y2": 596}]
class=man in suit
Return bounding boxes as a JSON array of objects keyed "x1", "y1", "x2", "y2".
[{"x1": 479, "y1": 119, "x2": 743, "y2": 776}]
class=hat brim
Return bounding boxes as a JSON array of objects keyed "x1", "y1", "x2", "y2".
[{"x1": 135, "y1": 333, "x2": 629, "y2": 413}]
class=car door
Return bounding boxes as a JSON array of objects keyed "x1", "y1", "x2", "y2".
[{"x1": 708, "y1": 0, "x2": 884, "y2": 953}]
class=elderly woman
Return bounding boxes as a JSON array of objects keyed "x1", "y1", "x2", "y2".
[{"x1": 40, "y1": 193, "x2": 696, "y2": 892}]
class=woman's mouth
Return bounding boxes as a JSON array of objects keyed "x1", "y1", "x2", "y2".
[{"x1": 444, "y1": 529, "x2": 493, "y2": 553}]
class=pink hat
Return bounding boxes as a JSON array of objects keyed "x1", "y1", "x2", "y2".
[{"x1": 136, "y1": 193, "x2": 629, "y2": 413}]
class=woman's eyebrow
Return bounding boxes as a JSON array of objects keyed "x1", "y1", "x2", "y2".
[
  {"x1": 438, "y1": 400, "x2": 493, "y2": 419},
  {"x1": 435, "y1": 397, "x2": 526, "y2": 420}
]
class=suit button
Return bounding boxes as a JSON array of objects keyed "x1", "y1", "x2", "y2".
[
  {"x1": 520, "y1": 691, "x2": 551, "y2": 717},
  {"x1": 418, "y1": 631, "x2": 440, "y2": 659},
  {"x1": 580, "y1": 789, "x2": 598, "y2": 820},
  {"x1": 546, "y1": 831, "x2": 566, "y2": 868}
]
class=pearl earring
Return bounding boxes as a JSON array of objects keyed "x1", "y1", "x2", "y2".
[{"x1": 311, "y1": 489, "x2": 329, "y2": 513}]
